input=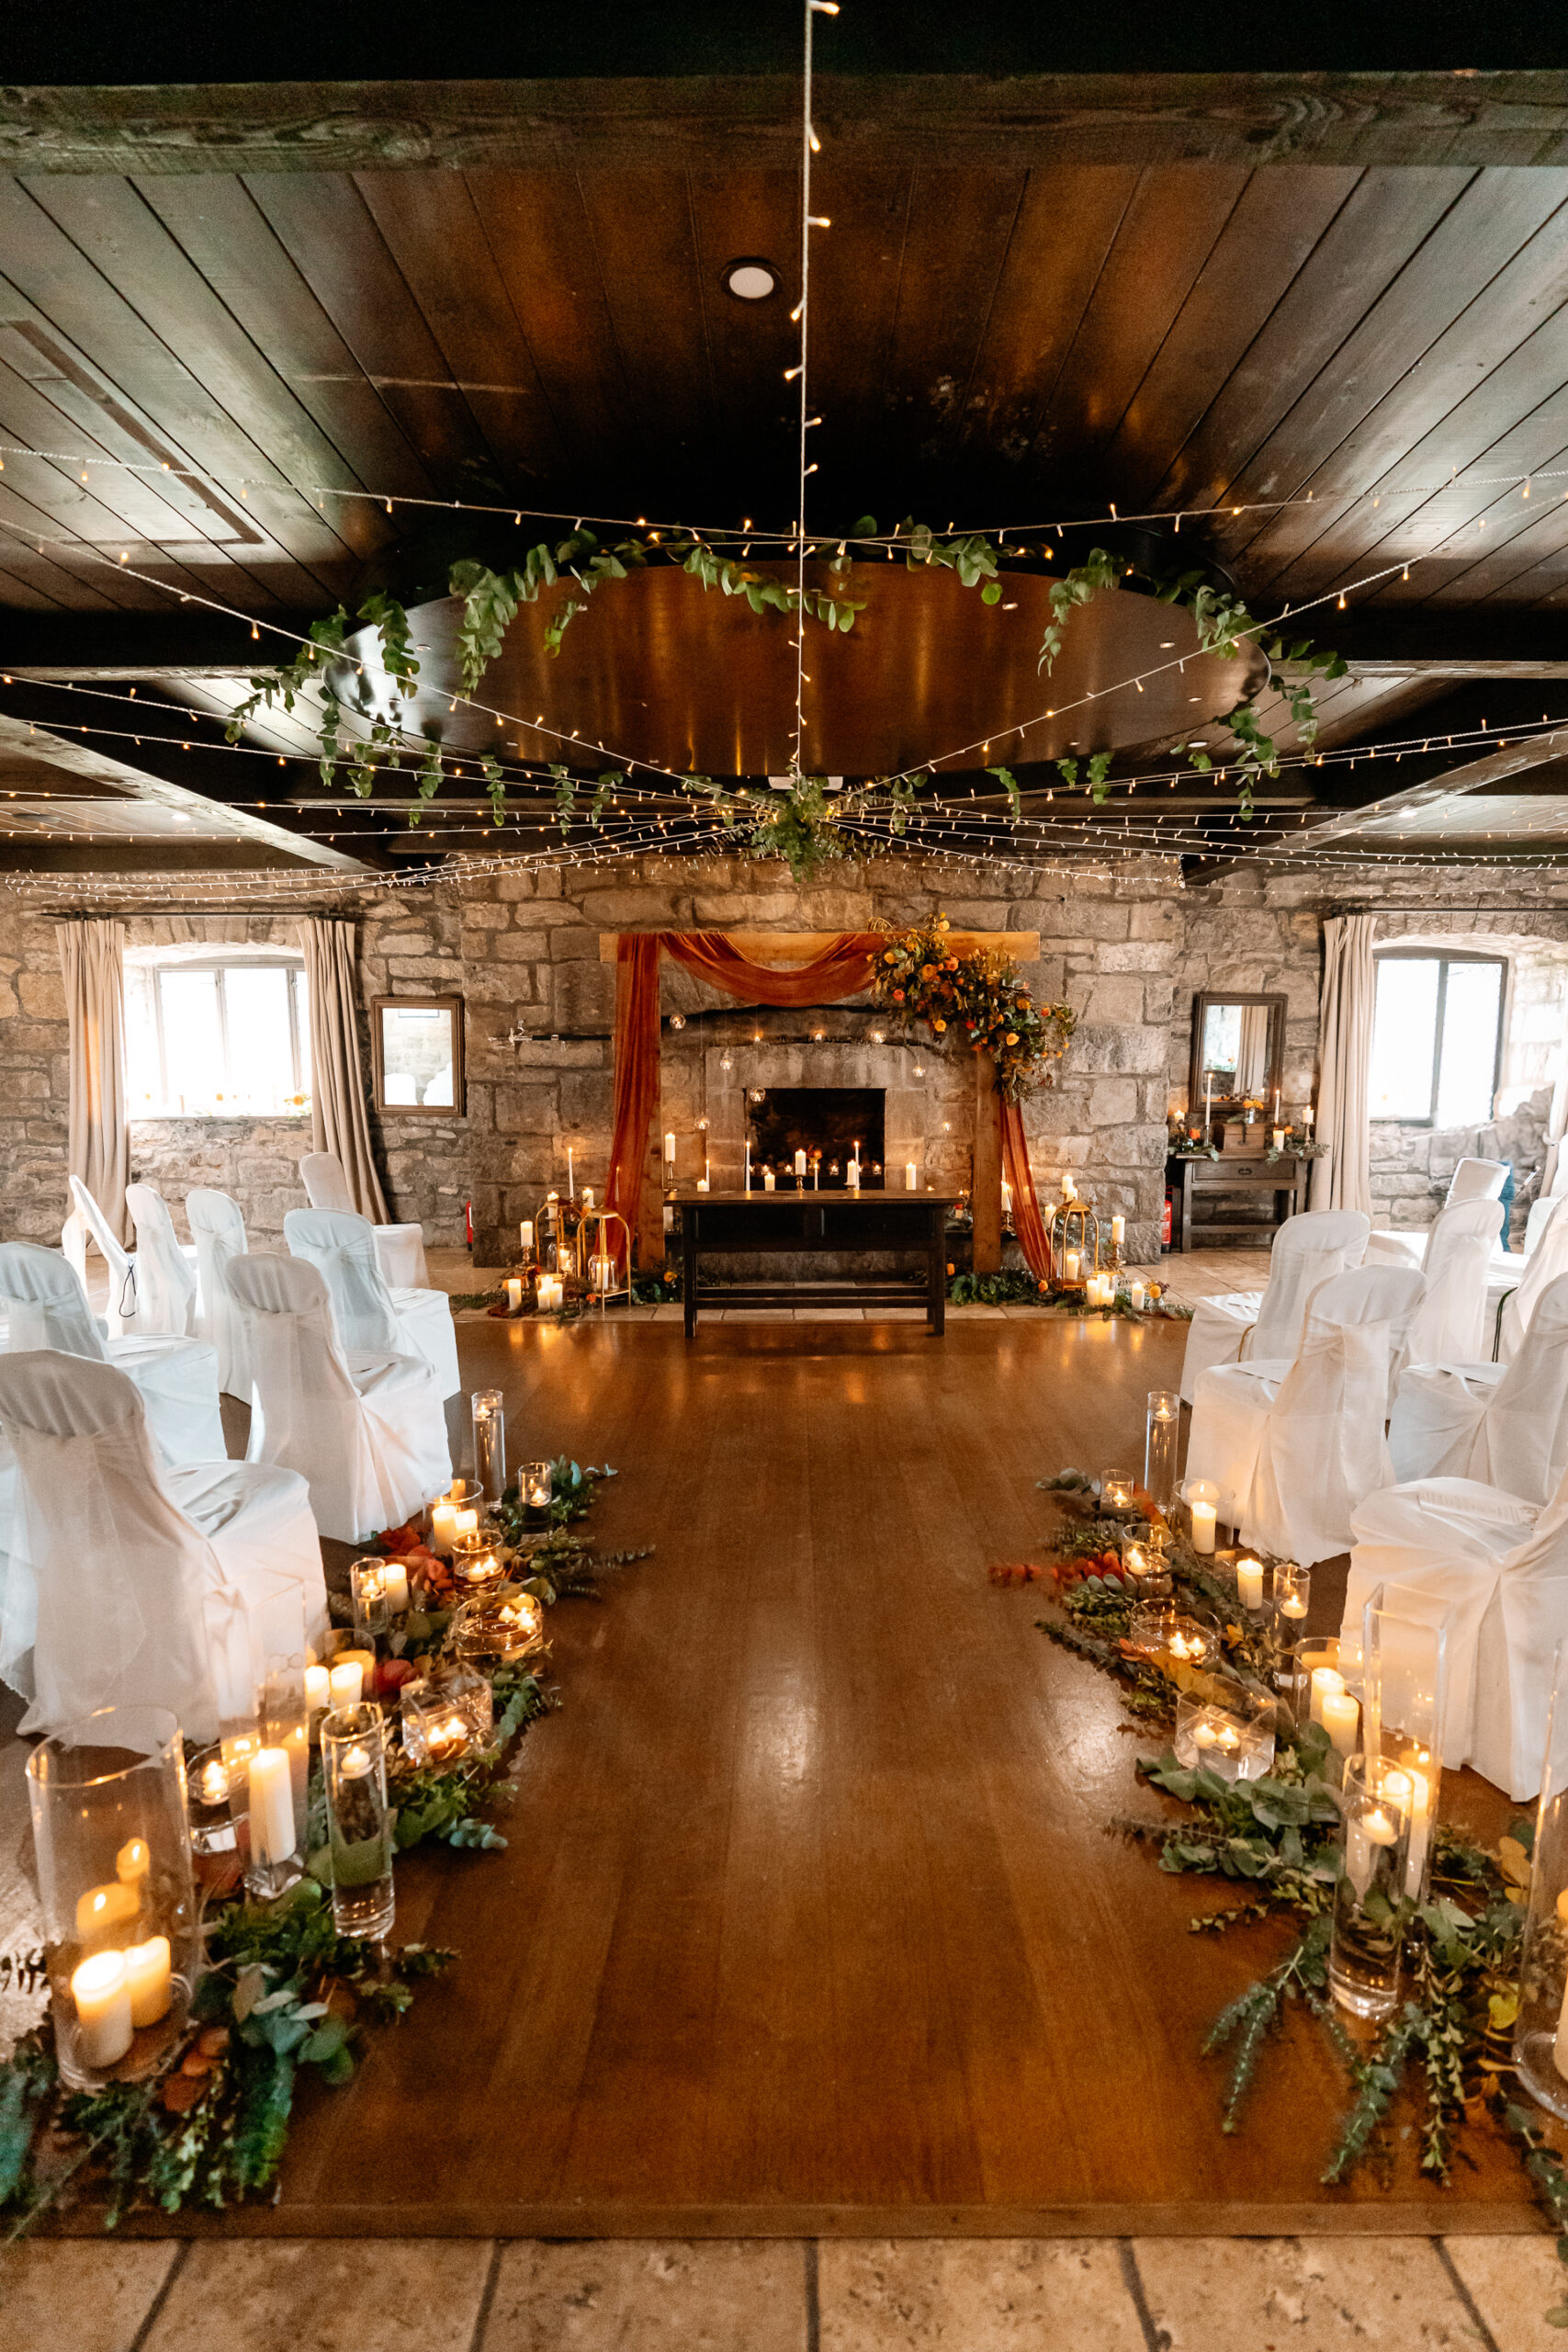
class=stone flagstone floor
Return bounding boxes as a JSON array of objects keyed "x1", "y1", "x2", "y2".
[{"x1": 2, "y1": 2231, "x2": 1560, "y2": 2351}]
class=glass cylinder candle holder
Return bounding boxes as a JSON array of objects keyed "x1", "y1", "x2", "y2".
[
  {"x1": 471, "y1": 1388, "x2": 506, "y2": 1507},
  {"x1": 451, "y1": 1532, "x2": 506, "y2": 1594},
  {"x1": 1344, "y1": 1597, "x2": 1448, "y2": 1904},
  {"x1": 1145, "y1": 1389, "x2": 1179, "y2": 1514},
  {"x1": 523, "y1": 1460, "x2": 555, "y2": 1532},
  {"x1": 1514, "y1": 1639, "x2": 1568, "y2": 2120},
  {"x1": 1119, "y1": 1532, "x2": 1172, "y2": 1601},
  {"x1": 26, "y1": 1705, "x2": 199, "y2": 2091},
  {"x1": 185, "y1": 1743, "x2": 237, "y2": 1858},
  {"x1": 348, "y1": 1556, "x2": 391, "y2": 1642},
  {"x1": 451, "y1": 1588, "x2": 547, "y2": 1667},
  {"x1": 1273, "y1": 1560, "x2": 1312, "y2": 1693},
  {"x1": 1164, "y1": 1610, "x2": 1221, "y2": 1673},
  {"x1": 1100, "y1": 1471, "x2": 1136, "y2": 1519},
  {"x1": 1329, "y1": 1758, "x2": 1411, "y2": 2020},
  {"x1": 1125, "y1": 1600, "x2": 1179, "y2": 1665},
  {"x1": 321, "y1": 1702, "x2": 395, "y2": 1943},
  {"x1": 1294, "y1": 1634, "x2": 1341, "y2": 1736},
  {"x1": 205, "y1": 1575, "x2": 310, "y2": 1900},
  {"x1": 1183, "y1": 1477, "x2": 1220, "y2": 1555},
  {"x1": 1174, "y1": 1679, "x2": 1278, "y2": 1784},
  {"x1": 400, "y1": 1668, "x2": 494, "y2": 1767}
]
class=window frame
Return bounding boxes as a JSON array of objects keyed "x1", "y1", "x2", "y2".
[
  {"x1": 143, "y1": 955, "x2": 310, "y2": 1116},
  {"x1": 1369, "y1": 948, "x2": 1506, "y2": 1129}
]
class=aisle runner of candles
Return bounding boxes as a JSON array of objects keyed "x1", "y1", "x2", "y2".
[
  {"x1": 0, "y1": 1458, "x2": 649, "y2": 2232},
  {"x1": 1025, "y1": 1461, "x2": 1568, "y2": 2305}
]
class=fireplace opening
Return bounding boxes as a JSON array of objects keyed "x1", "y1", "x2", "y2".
[{"x1": 745, "y1": 1088, "x2": 886, "y2": 1187}]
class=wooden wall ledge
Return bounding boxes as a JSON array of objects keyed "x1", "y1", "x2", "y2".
[{"x1": 598, "y1": 930, "x2": 1039, "y2": 965}]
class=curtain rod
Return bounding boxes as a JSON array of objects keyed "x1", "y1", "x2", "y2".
[{"x1": 1325, "y1": 903, "x2": 1568, "y2": 918}]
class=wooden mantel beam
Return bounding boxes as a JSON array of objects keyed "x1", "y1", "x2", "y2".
[{"x1": 599, "y1": 930, "x2": 1039, "y2": 965}]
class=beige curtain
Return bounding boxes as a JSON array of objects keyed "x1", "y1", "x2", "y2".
[
  {"x1": 1235, "y1": 1003, "x2": 1271, "y2": 1099},
  {"x1": 57, "y1": 918, "x2": 130, "y2": 1247},
  {"x1": 299, "y1": 917, "x2": 389, "y2": 1223},
  {"x1": 1314, "y1": 913, "x2": 1378, "y2": 1216}
]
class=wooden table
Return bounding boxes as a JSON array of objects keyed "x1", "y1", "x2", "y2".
[
  {"x1": 677, "y1": 1190, "x2": 956, "y2": 1335},
  {"x1": 1168, "y1": 1151, "x2": 1306, "y2": 1251}
]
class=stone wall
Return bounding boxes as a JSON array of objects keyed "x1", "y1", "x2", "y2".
[{"x1": 0, "y1": 919, "x2": 70, "y2": 1245}]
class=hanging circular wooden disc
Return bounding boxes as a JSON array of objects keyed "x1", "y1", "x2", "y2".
[{"x1": 354, "y1": 562, "x2": 1267, "y2": 778}]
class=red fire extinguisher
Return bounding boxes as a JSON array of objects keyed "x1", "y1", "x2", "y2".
[
  {"x1": 1160, "y1": 1191, "x2": 1173, "y2": 1252},
  {"x1": 464, "y1": 1199, "x2": 474, "y2": 1248}
]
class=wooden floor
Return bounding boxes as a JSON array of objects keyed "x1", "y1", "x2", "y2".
[{"x1": 41, "y1": 1314, "x2": 1547, "y2": 2239}]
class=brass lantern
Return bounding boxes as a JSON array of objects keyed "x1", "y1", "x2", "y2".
[{"x1": 1045, "y1": 1196, "x2": 1100, "y2": 1289}]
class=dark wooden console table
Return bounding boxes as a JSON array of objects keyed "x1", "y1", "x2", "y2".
[
  {"x1": 1167, "y1": 1152, "x2": 1306, "y2": 1251},
  {"x1": 676, "y1": 1192, "x2": 956, "y2": 1335}
]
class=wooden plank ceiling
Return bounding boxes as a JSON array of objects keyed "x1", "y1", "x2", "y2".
[{"x1": 2, "y1": 74, "x2": 1568, "y2": 873}]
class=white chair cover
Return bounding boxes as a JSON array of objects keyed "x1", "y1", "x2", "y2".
[
  {"x1": 1344, "y1": 1464, "x2": 1568, "y2": 1797},
  {"x1": 68, "y1": 1174, "x2": 140, "y2": 1337},
  {"x1": 0, "y1": 1241, "x2": 224, "y2": 1467},
  {"x1": 1390, "y1": 1273, "x2": 1568, "y2": 1501},
  {"x1": 299, "y1": 1150, "x2": 430, "y2": 1289},
  {"x1": 1368, "y1": 1157, "x2": 1508, "y2": 1270},
  {"x1": 227, "y1": 1250, "x2": 450, "y2": 1544},
  {"x1": 1187, "y1": 1263, "x2": 1424, "y2": 1566},
  {"x1": 1500, "y1": 1194, "x2": 1568, "y2": 1360},
  {"x1": 186, "y1": 1188, "x2": 254, "y2": 1400},
  {"x1": 1178, "y1": 1209, "x2": 1371, "y2": 1404},
  {"x1": 125, "y1": 1182, "x2": 198, "y2": 1338},
  {"x1": 0, "y1": 1351, "x2": 324, "y2": 1741},
  {"x1": 283, "y1": 1206, "x2": 459, "y2": 1399},
  {"x1": 1401, "y1": 1196, "x2": 1500, "y2": 1368}
]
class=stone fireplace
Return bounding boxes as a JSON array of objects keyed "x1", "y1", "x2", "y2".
[{"x1": 746, "y1": 1087, "x2": 886, "y2": 1187}]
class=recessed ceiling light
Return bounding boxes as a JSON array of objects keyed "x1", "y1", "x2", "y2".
[{"x1": 725, "y1": 258, "x2": 779, "y2": 301}]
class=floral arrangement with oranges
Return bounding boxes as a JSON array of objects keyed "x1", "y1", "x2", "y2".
[{"x1": 870, "y1": 913, "x2": 1075, "y2": 1102}]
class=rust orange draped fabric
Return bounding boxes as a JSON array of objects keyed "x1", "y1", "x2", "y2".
[
  {"x1": 604, "y1": 928, "x2": 1051, "y2": 1279},
  {"x1": 1000, "y1": 1097, "x2": 1054, "y2": 1284}
]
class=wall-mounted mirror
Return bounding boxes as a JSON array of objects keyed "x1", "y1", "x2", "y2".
[
  {"x1": 371, "y1": 996, "x2": 465, "y2": 1117},
  {"x1": 1189, "y1": 990, "x2": 1285, "y2": 1123}
]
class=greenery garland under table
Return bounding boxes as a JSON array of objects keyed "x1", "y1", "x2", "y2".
[
  {"x1": 1030, "y1": 1473, "x2": 1568, "y2": 2315},
  {"x1": 0, "y1": 1459, "x2": 649, "y2": 2233}
]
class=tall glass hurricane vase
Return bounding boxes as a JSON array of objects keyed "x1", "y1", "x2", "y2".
[
  {"x1": 472, "y1": 1389, "x2": 506, "y2": 1507},
  {"x1": 1328, "y1": 1758, "x2": 1411, "y2": 2022},
  {"x1": 1145, "y1": 1391, "x2": 1179, "y2": 1515},
  {"x1": 204, "y1": 1573, "x2": 310, "y2": 1900},
  {"x1": 321, "y1": 1702, "x2": 395, "y2": 1942},
  {"x1": 1513, "y1": 1638, "x2": 1568, "y2": 2121},
  {"x1": 27, "y1": 1706, "x2": 199, "y2": 2090}
]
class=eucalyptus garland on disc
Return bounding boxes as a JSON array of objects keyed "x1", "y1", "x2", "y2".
[
  {"x1": 0, "y1": 1462, "x2": 649, "y2": 2233},
  {"x1": 1030, "y1": 1472, "x2": 1568, "y2": 2311},
  {"x1": 224, "y1": 515, "x2": 1345, "y2": 864}
]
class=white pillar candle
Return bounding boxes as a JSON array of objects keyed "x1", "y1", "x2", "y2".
[
  {"x1": 329, "y1": 1660, "x2": 364, "y2": 1710},
  {"x1": 795, "y1": 1149, "x2": 807, "y2": 1176},
  {"x1": 1001, "y1": 1179, "x2": 1013, "y2": 1215},
  {"x1": 695, "y1": 1179, "x2": 709, "y2": 1194},
  {"x1": 71, "y1": 1950, "x2": 132, "y2": 2068},
  {"x1": 124, "y1": 1935, "x2": 173, "y2": 2030},
  {"x1": 116, "y1": 1837, "x2": 151, "y2": 1885},
  {"x1": 1272, "y1": 1127, "x2": 1286, "y2": 1150},
  {"x1": 1189, "y1": 1500, "x2": 1217, "y2": 1555},
  {"x1": 1130, "y1": 1281, "x2": 1146, "y2": 1312},
  {"x1": 1235, "y1": 1557, "x2": 1265, "y2": 1611},
  {"x1": 248, "y1": 1747, "x2": 297, "y2": 1866},
  {"x1": 1063, "y1": 1173, "x2": 1077, "y2": 1201},
  {"x1": 306, "y1": 1663, "x2": 331, "y2": 1717},
  {"x1": 381, "y1": 1560, "x2": 409, "y2": 1611},
  {"x1": 763, "y1": 1168, "x2": 775, "y2": 1190},
  {"x1": 1322, "y1": 1690, "x2": 1360, "y2": 1756},
  {"x1": 430, "y1": 1500, "x2": 457, "y2": 1556},
  {"x1": 848, "y1": 1162, "x2": 860, "y2": 1191},
  {"x1": 1401, "y1": 1767, "x2": 1431, "y2": 1898},
  {"x1": 75, "y1": 1881, "x2": 140, "y2": 1939},
  {"x1": 1111, "y1": 1215, "x2": 1124, "y2": 1246},
  {"x1": 1304, "y1": 1103, "x2": 1314, "y2": 1135},
  {"x1": 1311, "y1": 1666, "x2": 1347, "y2": 1726},
  {"x1": 1063, "y1": 1250, "x2": 1080, "y2": 1281},
  {"x1": 906, "y1": 1163, "x2": 918, "y2": 1190},
  {"x1": 520, "y1": 1220, "x2": 534, "y2": 1253},
  {"x1": 664, "y1": 1132, "x2": 676, "y2": 1165},
  {"x1": 506, "y1": 1276, "x2": 523, "y2": 1311},
  {"x1": 455, "y1": 1507, "x2": 479, "y2": 1543}
]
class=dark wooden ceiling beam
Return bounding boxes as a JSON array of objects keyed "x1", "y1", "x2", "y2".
[{"x1": 4, "y1": 74, "x2": 1568, "y2": 179}]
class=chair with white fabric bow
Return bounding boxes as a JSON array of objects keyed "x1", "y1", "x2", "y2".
[
  {"x1": 226, "y1": 1251, "x2": 450, "y2": 1544},
  {"x1": 1365, "y1": 1156, "x2": 1507, "y2": 1271},
  {"x1": 125, "y1": 1183, "x2": 199, "y2": 1338},
  {"x1": 298, "y1": 1152, "x2": 429, "y2": 1291},
  {"x1": 0, "y1": 1351, "x2": 325, "y2": 1740},
  {"x1": 66, "y1": 1174, "x2": 141, "y2": 1337},
  {"x1": 1390, "y1": 1272, "x2": 1568, "y2": 1502},
  {"x1": 1186, "y1": 1262, "x2": 1425, "y2": 1566},
  {"x1": 186, "y1": 1189, "x2": 253, "y2": 1401},
  {"x1": 1496, "y1": 1193, "x2": 1568, "y2": 1362},
  {"x1": 1178, "y1": 1208, "x2": 1371, "y2": 1406},
  {"x1": 1398, "y1": 1194, "x2": 1505, "y2": 1372},
  {"x1": 1342, "y1": 1456, "x2": 1568, "y2": 1798},
  {"x1": 283, "y1": 1206, "x2": 459, "y2": 1399},
  {"x1": 0, "y1": 1241, "x2": 224, "y2": 1466}
]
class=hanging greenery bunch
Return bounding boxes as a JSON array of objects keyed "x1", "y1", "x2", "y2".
[
  {"x1": 870, "y1": 911, "x2": 1075, "y2": 1100},
  {"x1": 0, "y1": 1465, "x2": 649, "y2": 2233},
  {"x1": 1029, "y1": 1475, "x2": 1568, "y2": 2312},
  {"x1": 223, "y1": 516, "x2": 1345, "y2": 854}
]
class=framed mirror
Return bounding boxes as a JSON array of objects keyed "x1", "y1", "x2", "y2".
[
  {"x1": 1189, "y1": 991, "x2": 1285, "y2": 1125},
  {"x1": 371, "y1": 996, "x2": 465, "y2": 1117}
]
